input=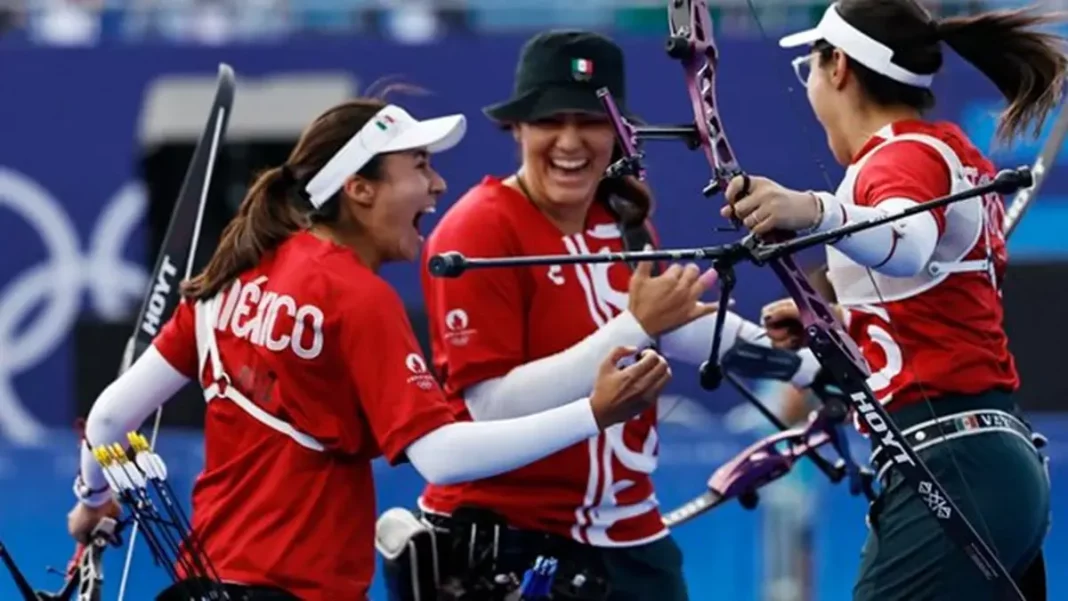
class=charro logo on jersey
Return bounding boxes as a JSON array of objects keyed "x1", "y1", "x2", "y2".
[
  {"x1": 442, "y1": 308, "x2": 474, "y2": 346},
  {"x1": 404, "y1": 352, "x2": 436, "y2": 390},
  {"x1": 0, "y1": 167, "x2": 150, "y2": 446},
  {"x1": 214, "y1": 276, "x2": 325, "y2": 360}
]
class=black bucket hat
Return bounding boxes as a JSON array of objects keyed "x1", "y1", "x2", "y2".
[{"x1": 484, "y1": 30, "x2": 633, "y2": 124}]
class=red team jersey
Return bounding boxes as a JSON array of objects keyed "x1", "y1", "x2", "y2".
[
  {"x1": 419, "y1": 177, "x2": 666, "y2": 547},
  {"x1": 838, "y1": 119, "x2": 1019, "y2": 407},
  {"x1": 153, "y1": 231, "x2": 455, "y2": 600}
]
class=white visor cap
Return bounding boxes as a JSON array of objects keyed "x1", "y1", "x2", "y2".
[
  {"x1": 305, "y1": 104, "x2": 467, "y2": 208},
  {"x1": 778, "y1": 3, "x2": 934, "y2": 89}
]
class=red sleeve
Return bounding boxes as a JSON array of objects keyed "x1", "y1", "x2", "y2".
[
  {"x1": 854, "y1": 140, "x2": 950, "y2": 234},
  {"x1": 421, "y1": 205, "x2": 527, "y2": 394},
  {"x1": 152, "y1": 298, "x2": 198, "y2": 379},
  {"x1": 341, "y1": 279, "x2": 455, "y2": 464}
]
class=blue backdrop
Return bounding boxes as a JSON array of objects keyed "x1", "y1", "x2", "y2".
[
  {"x1": 0, "y1": 36, "x2": 1064, "y2": 600},
  {"x1": 2, "y1": 37, "x2": 1068, "y2": 434},
  {"x1": 1, "y1": 417, "x2": 1064, "y2": 600}
]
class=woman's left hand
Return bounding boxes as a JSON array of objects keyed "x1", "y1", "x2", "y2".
[
  {"x1": 721, "y1": 175, "x2": 821, "y2": 235},
  {"x1": 68, "y1": 498, "x2": 121, "y2": 544}
]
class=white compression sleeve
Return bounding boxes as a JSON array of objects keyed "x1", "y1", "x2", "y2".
[
  {"x1": 809, "y1": 193, "x2": 939, "y2": 277},
  {"x1": 464, "y1": 311, "x2": 651, "y2": 421},
  {"x1": 658, "y1": 310, "x2": 821, "y2": 387},
  {"x1": 658, "y1": 310, "x2": 764, "y2": 363},
  {"x1": 406, "y1": 397, "x2": 600, "y2": 485},
  {"x1": 77, "y1": 346, "x2": 191, "y2": 506}
]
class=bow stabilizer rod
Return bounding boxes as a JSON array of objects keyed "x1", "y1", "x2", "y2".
[
  {"x1": 428, "y1": 166, "x2": 1033, "y2": 279},
  {"x1": 428, "y1": 243, "x2": 750, "y2": 278}
]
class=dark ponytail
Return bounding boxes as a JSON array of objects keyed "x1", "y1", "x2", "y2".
[
  {"x1": 180, "y1": 97, "x2": 395, "y2": 301},
  {"x1": 825, "y1": 0, "x2": 1068, "y2": 144},
  {"x1": 936, "y1": 9, "x2": 1068, "y2": 142},
  {"x1": 180, "y1": 166, "x2": 306, "y2": 300},
  {"x1": 597, "y1": 145, "x2": 655, "y2": 228}
]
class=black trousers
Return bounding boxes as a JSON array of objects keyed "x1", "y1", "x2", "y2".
[
  {"x1": 423, "y1": 509, "x2": 688, "y2": 601},
  {"x1": 853, "y1": 391, "x2": 1050, "y2": 601},
  {"x1": 599, "y1": 535, "x2": 688, "y2": 601}
]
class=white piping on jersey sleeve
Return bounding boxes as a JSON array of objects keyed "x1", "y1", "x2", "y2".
[
  {"x1": 463, "y1": 310, "x2": 652, "y2": 421},
  {"x1": 406, "y1": 397, "x2": 600, "y2": 485},
  {"x1": 810, "y1": 193, "x2": 939, "y2": 277},
  {"x1": 658, "y1": 310, "x2": 821, "y2": 388},
  {"x1": 77, "y1": 346, "x2": 191, "y2": 506}
]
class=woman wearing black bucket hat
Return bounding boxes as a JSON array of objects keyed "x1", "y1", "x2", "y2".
[{"x1": 412, "y1": 30, "x2": 820, "y2": 601}]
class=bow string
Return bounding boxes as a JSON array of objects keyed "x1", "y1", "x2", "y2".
[{"x1": 427, "y1": 2, "x2": 1056, "y2": 595}]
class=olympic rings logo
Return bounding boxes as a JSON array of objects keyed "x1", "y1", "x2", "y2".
[{"x1": 0, "y1": 166, "x2": 149, "y2": 446}]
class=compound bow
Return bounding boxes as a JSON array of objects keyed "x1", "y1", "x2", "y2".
[{"x1": 430, "y1": 1, "x2": 1049, "y2": 598}]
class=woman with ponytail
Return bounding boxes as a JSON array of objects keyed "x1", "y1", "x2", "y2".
[
  {"x1": 720, "y1": 1, "x2": 1065, "y2": 598},
  {"x1": 65, "y1": 96, "x2": 674, "y2": 600}
]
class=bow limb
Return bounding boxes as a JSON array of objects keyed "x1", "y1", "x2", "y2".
[
  {"x1": 0, "y1": 522, "x2": 113, "y2": 601},
  {"x1": 661, "y1": 397, "x2": 857, "y2": 527},
  {"x1": 596, "y1": 2, "x2": 872, "y2": 518},
  {"x1": 663, "y1": 0, "x2": 1026, "y2": 597},
  {"x1": 1004, "y1": 96, "x2": 1068, "y2": 236}
]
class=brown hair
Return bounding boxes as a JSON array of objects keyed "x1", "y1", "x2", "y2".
[
  {"x1": 180, "y1": 98, "x2": 390, "y2": 300},
  {"x1": 598, "y1": 175, "x2": 654, "y2": 229},
  {"x1": 817, "y1": 0, "x2": 1068, "y2": 143}
]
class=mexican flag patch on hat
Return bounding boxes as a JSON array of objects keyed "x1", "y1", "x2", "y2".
[{"x1": 571, "y1": 58, "x2": 594, "y2": 81}]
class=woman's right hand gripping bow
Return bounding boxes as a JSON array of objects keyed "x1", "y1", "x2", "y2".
[{"x1": 761, "y1": 298, "x2": 845, "y2": 350}]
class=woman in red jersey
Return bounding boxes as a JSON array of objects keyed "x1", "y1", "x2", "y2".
[
  {"x1": 722, "y1": 1, "x2": 1063, "y2": 598},
  {"x1": 411, "y1": 31, "x2": 822, "y2": 601},
  {"x1": 64, "y1": 96, "x2": 673, "y2": 601}
]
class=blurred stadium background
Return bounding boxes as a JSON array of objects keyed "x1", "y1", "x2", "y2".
[{"x1": 0, "y1": 0, "x2": 1065, "y2": 599}]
